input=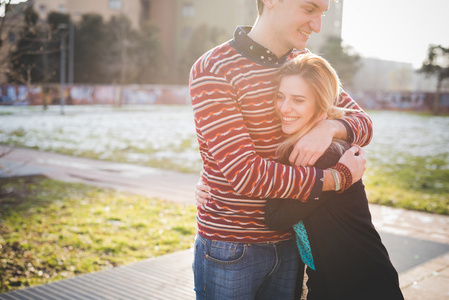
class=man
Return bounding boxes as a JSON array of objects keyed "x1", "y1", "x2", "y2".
[{"x1": 190, "y1": 0, "x2": 372, "y2": 298}]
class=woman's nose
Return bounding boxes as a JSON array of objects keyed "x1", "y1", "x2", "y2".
[{"x1": 280, "y1": 99, "x2": 292, "y2": 113}]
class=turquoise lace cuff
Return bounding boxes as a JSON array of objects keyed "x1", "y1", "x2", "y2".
[{"x1": 293, "y1": 221, "x2": 315, "y2": 270}]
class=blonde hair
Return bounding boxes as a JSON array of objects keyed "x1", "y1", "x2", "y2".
[{"x1": 274, "y1": 53, "x2": 356, "y2": 160}]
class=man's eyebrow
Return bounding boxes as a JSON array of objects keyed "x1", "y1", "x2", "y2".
[{"x1": 304, "y1": 0, "x2": 329, "y2": 11}]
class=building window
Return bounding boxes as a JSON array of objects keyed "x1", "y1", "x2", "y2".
[
  {"x1": 39, "y1": 4, "x2": 46, "y2": 13},
  {"x1": 109, "y1": 0, "x2": 122, "y2": 10},
  {"x1": 58, "y1": 4, "x2": 66, "y2": 13},
  {"x1": 182, "y1": 3, "x2": 194, "y2": 17},
  {"x1": 141, "y1": 0, "x2": 150, "y2": 21}
]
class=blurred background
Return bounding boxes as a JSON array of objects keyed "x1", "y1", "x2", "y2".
[
  {"x1": 1, "y1": 0, "x2": 448, "y2": 212},
  {"x1": 0, "y1": 0, "x2": 448, "y2": 206},
  {"x1": 0, "y1": 0, "x2": 448, "y2": 295},
  {"x1": 0, "y1": 0, "x2": 448, "y2": 111}
]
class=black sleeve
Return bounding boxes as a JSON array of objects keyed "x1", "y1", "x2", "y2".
[
  {"x1": 265, "y1": 195, "x2": 329, "y2": 231},
  {"x1": 265, "y1": 139, "x2": 349, "y2": 231}
]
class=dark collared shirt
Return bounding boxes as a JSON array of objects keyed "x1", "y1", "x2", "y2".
[{"x1": 230, "y1": 26, "x2": 294, "y2": 68}]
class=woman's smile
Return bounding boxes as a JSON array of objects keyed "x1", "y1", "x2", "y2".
[
  {"x1": 281, "y1": 115, "x2": 301, "y2": 125},
  {"x1": 276, "y1": 75, "x2": 317, "y2": 135}
]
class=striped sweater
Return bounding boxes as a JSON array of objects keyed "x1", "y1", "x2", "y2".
[{"x1": 189, "y1": 27, "x2": 373, "y2": 243}]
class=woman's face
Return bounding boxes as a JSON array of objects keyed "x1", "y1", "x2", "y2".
[{"x1": 275, "y1": 75, "x2": 317, "y2": 135}]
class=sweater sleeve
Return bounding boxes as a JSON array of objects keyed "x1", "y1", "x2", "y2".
[
  {"x1": 190, "y1": 66, "x2": 322, "y2": 202},
  {"x1": 335, "y1": 90, "x2": 373, "y2": 147},
  {"x1": 265, "y1": 197, "x2": 326, "y2": 230}
]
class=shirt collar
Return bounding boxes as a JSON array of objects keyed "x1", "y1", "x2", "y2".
[{"x1": 230, "y1": 26, "x2": 293, "y2": 67}]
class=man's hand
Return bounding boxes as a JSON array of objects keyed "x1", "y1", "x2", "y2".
[
  {"x1": 289, "y1": 119, "x2": 346, "y2": 167},
  {"x1": 338, "y1": 145, "x2": 366, "y2": 183}
]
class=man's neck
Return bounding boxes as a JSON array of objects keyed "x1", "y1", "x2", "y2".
[{"x1": 247, "y1": 20, "x2": 291, "y2": 59}]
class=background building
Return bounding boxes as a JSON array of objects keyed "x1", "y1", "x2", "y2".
[
  {"x1": 30, "y1": 0, "x2": 150, "y2": 29},
  {"x1": 26, "y1": 0, "x2": 341, "y2": 78},
  {"x1": 2, "y1": 0, "x2": 447, "y2": 110}
]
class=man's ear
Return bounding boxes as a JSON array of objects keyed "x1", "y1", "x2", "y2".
[{"x1": 262, "y1": 0, "x2": 276, "y2": 9}]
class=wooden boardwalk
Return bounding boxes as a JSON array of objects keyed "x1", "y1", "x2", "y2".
[
  {"x1": 0, "y1": 250, "x2": 195, "y2": 300},
  {"x1": 1, "y1": 233, "x2": 449, "y2": 300}
]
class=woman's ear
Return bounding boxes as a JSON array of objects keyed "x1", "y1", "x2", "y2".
[
  {"x1": 317, "y1": 112, "x2": 328, "y2": 122},
  {"x1": 311, "y1": 112, "x2": 327, "y2": 128}
]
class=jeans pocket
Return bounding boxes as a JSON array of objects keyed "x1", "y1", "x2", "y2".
[{"x1": 206, "y1": 240, "x2": 247, "y2": 265}]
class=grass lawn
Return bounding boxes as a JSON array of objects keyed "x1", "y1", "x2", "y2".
[
  {"x1": 0, "y1": 156, "x2": 448, "y2": 294},
  {"x1": 0, "y1": 176, "x2": 197, "y2": 293},
  {"x1": 364, "y1": 154, "x2": 449, "y2": 215}
]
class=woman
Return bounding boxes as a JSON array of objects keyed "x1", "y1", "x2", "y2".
[{"x1": 197, "y1": 53, "x2": 403, "y2": 299}]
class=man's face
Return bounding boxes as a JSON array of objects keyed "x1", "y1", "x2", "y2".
[{"x1": 271, "y1": 0, "x2": 330, "y2": 52}]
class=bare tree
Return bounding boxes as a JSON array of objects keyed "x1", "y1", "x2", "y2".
[
  {"x1": 0, "y1": 0, "x2": 12, "y2": 48},
  {"x1": 419, "y1": 44, "x2": 449, "y2": 115},
  {"x1": 1, "y1": 2, "x2": 61, "y2": 87}
]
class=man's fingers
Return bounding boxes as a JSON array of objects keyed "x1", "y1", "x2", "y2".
[
  {"x1": 299, "y1": 152, "x2": 314, "y2": 167},
  {"x1": 289, "y1": 148, "x2": 300, "y2": 165},
  {"x1": 294, "y1": 151, "x2": 308, "y2": 167},
  {"x1": 290, "y1": 150, "x2": 321, "y2": 167},
  {"x1": 308, "y1": 154, "x2": 320, "y2": 167}
]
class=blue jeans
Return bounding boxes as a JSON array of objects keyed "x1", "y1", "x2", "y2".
[{"x1": 193, "y1": 234, "x2": 300, "y2": 300}]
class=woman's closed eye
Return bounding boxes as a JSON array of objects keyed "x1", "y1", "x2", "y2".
[{"x1": 276, "y1": 93, "x2": 285, "y2": 102}]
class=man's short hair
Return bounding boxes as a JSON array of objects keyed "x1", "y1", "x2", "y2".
[{"x1": 257, "y1": 0, "x2": 338, "y2": 16}]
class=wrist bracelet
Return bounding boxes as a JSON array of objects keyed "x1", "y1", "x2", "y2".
[
  {"x1": 338, "y1": 168, "x2": 346, "y2": 194},
  {"x1": 332, "y1": 163, "x2": 352, "y2": 193},
  {"x1": 330, "y1": 168, "x2": 341, "y2": 192}
]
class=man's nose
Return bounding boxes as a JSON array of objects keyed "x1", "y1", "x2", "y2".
[{"x1": 310, "y1": 14, "x2": 322, "y2": 33}]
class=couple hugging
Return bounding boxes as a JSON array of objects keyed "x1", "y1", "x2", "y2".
[{"x1": 190, "y1": 0, "x2": 403, "y2": 299}]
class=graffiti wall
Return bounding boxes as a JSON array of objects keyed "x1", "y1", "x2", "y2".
[
  {"x1": 1, "y1": 84, "x2": 448, "y2": 112},
  {"x1": 346, "y1": 90, "x2": 449, "y2": 113},
  {"x1": 0, "y1": 84, "x2": 190, "y2": 106}
]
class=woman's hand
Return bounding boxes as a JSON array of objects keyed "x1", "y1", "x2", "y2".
[
  {"x1": 195, "y1": 180, "x2": 211, "y2": 206},
  {"x1": 338, "y1": 145, "x2": 366, "y2": 183}
]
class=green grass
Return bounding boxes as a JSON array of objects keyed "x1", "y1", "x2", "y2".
[
  {"x1": 0, "y1": 176, "x2": 197, "y2": 293},
  {"x1": 364, "y1": 154, "x2": 449, "y2": 215},
  {"x1": 0, "y1": 154, "x2": 448, "y2": 293}
]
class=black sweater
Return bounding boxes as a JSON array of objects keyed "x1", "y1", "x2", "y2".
[{"x1": 265, "y1": 141, "x2": 403, "y2": 299}]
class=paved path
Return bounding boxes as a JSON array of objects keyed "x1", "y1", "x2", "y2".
[
  {"x1": 0, "y1": 146, "x2": 198, "y2": 204},
  {"x1": 1, "y1": 146, "x2": 449, "y2": 299}
]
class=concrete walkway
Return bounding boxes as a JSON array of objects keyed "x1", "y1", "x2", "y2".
[
  {"x1": 1, "y1": 146, "x2": 449, "y2": 299},
  {"x1": 0, "y1": 146, "x2": 198, "y2": 204}
]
